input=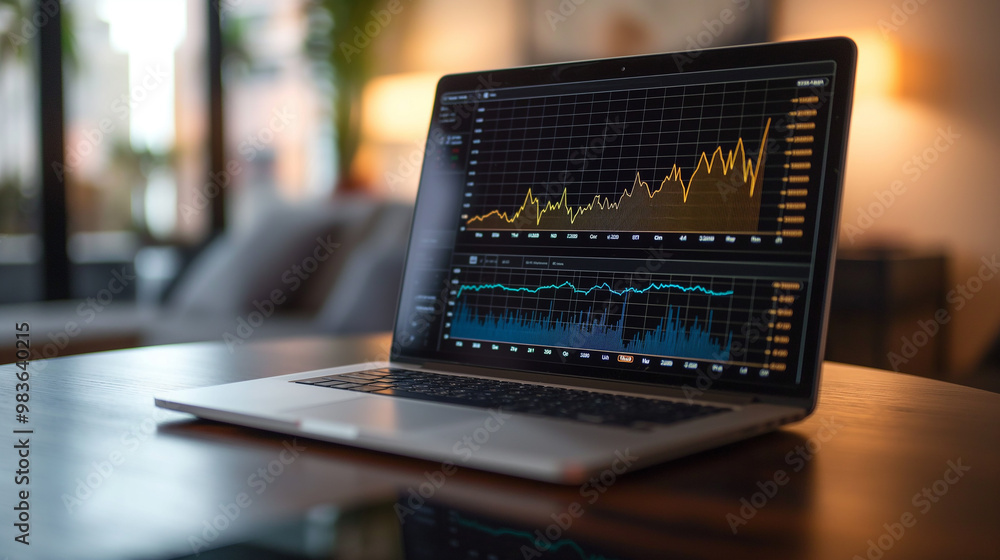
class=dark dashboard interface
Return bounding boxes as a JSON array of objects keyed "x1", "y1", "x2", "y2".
[{"x1": 393, "y1": 41, "x2": 855, "y2": 399}]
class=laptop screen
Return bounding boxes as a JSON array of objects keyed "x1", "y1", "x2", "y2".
[{"x1": 392, "y1": 39, "x2": 856, "y2": 400}]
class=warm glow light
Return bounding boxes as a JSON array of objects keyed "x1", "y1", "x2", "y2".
[
  {"x1": 779, "y1": 30, "x2": 900, "y2": 99},
  {"x1": 361, "y1": 72, "x2": 442, "y2": 144},
  {"x1": 851, "y1": 31, "x2": 901, "y2": 99}
]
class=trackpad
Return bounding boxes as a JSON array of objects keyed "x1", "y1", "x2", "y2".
[{"x1": 285, "y1": 397, "x2": 484, "y2": 433}]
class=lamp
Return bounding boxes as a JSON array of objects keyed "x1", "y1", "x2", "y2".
[{"x1": 361, "y1": 72, "x2": 442, "y2": 144}]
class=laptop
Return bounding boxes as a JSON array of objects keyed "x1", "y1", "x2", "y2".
[{"x1": 156, "y1": 37, "x2": 857, "y2": 484}]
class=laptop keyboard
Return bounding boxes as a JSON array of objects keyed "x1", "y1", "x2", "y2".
[{"x1": 293, "y1": 368, "x2": 728, "y2": 430}]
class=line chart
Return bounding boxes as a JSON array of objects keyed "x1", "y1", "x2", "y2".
[
  {"x1": 455, "y1": 280, "x2": 735, "y2": 299},
  {"x1": 444, "y1": 267, "x2": 790, "y2": 365},
  {"x1": 467, "y1": 118, "x2": 771, "y2": 233}
]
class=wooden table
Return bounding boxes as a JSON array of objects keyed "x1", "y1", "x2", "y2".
[{"x1": 2, "y1": 335, "x2": 998, "y2": 559}]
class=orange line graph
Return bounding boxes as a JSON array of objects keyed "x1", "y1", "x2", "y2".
[{"x1": 466, "y1": 118, "x2": 770, "y2": 230}]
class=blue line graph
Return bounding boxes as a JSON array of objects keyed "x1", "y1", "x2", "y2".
[{"x1": 455, "y1": 280, "x2": 734, "y2": 299}]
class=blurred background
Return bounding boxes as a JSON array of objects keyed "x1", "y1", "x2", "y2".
[{"x1": 1, "y1": 0, "x2": 998, "y2": 390}]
